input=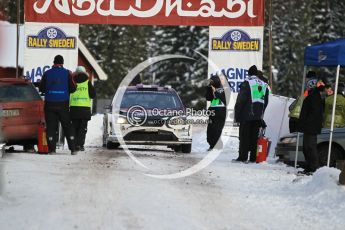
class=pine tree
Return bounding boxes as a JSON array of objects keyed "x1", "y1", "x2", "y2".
[
  {"x1": 146, "y1": 25, "x2": 209, "y2": 108},
  {"x1": 79, "y1": 25, "x2": 152, "y2": 99}
]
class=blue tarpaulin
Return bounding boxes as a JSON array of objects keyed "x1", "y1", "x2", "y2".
[{"x1": 304, "y1": 38, "x2": 345, "y2": 66}]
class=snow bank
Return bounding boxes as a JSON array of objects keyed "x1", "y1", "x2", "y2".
[
  {"x1": 290, "y1": 167, "x2": 345, "y2": 207},
  {"x1": 301, "y1": 167, "x2": 341, "y2": 190},
  {"x1": 85, "y1": 114, "x2": 104, "y2": 147}
]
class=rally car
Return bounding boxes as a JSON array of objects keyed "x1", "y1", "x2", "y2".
[{"x1": 103, "y1": 84, "x2": 192, "y2": 153}]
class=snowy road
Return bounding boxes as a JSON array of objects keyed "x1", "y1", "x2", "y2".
[{"x1": 0, "y1": 115, "x2": 344, "y2": 230}]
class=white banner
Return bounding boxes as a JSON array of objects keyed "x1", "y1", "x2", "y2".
[
  {"x1": 24, "y1": 22, "x2": 79, "y2": 83},
  {"x1": 208, "y1": 26, "x2": 264, "y2": 93}
]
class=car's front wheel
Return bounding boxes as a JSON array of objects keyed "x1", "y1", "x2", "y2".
[
  {"x1": 318, "y1": 144, "x2": 344, "y2": 167},
  {"x1": 106, "y1": 141, "x2": 120, "y2": 149},
  {"x1": 181, "y1": 144, "x2": 192, "y2": 154},
  {"x1": 172, "y1": 145, "x2": 182, "y2": 152}
]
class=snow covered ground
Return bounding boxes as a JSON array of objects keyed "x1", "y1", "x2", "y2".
[{"x1": 0, "y1": 114, "x2": 344, "y2": 230}]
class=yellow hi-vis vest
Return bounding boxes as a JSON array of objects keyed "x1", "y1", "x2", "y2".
[
  {"x1": 288, "y1": 95, "x2": 305, "y2": 119},
  {"x1": 70, "y1": 80, "x2": 91, "y2": 107},
  {"x1": 324, "y1": 94, "x2": 345, "y2": 128}
]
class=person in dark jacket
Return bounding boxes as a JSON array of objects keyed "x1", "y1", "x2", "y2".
[
  {"x1": 205, "y1": 74, "x2": 227, "y2": 150},
  {"x1": 70, "y1": 66, "x2": 96, "y2": 151},
  {"x1": 299, "y1": 78, "x2": 325, "y2": 173},
  {"x1": 288, "y1": 71, "x2": 317, "y2": 133},
  {"x1": 234, "y1": 65, "x2": 269, "y2": 162},
  {"x1": 39, "y1": 55, "x2": 77, "y2": 154}
]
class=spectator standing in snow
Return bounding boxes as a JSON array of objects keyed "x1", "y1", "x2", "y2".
[
  {"x1": 234, "y1": 65, "x2": 269, "y2": 162},
  {"x1": 70, "y1": 66, "x2": 96, "y2": 151},
  {"x1": 324, "y1": 82, "x2": 345, "y2": 128},
  {"x1": 288, "y1": 71, "x2": 317, "y2": 133},
  {"x1": 39, "y1": 55, "x2": 77, "y2": 155},
  {"x1": 298, "y1": 77, "x2": 326, "y2": 174},
  {"x1": 205, "y1": 73, "x2": 227, "y2": 150}
]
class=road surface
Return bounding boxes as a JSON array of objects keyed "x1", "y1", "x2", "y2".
[{"x1": 0, "y1": 142, "x2": 344, "y2": 230}]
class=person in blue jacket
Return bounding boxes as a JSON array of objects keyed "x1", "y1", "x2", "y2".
[{"x1": 39, "y1": 55, "x2": 77, "y2": 155}]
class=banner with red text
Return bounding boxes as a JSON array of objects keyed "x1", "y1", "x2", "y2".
[{"x1": 25, "y1": 0, "x2": 264, "y2": 26}]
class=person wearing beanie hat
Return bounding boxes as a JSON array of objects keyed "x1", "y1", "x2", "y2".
[
  {"x1": 70, "y1": 66, "x2": 96, "y2": 151},
  {"x1": 234, "y1": 65, "x2": 270, "y2": 162},
  {"x1": 288, "y1": 71, "x2": 319, "y2": 133},
  {"x1": 248, "y1": 65, "x2": 258, "y2": 76},
  {"x1": 205, "y1": 73, "x2": 227, "y2": 150},
  {"x1": 298, "y1": 75, "x2": 326, "y2": 174},
  {"x1": 53, "y1": 55, "x2": 64, "y2": 65},
  {"x1": 306, "y1": 70, "x2": 316, "y2": 79},
  {"x1": 39, "y1": 55, "x2": 77, "y2": 155}
]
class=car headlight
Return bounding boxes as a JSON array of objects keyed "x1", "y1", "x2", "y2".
[
  {"x1": 281, "y1": 137, "x2": 297, "y2": 144},
  {"x1": 117, "y1": 116, "x2": 128, "y2": 124}
]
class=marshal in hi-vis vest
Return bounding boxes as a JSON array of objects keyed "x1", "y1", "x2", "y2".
[
  {"x1": 246, "y1": 77, "x2": 268, "y2": 104},
  {"x1": 210, "y1": 88, "x2": 225, "y2": 107},
  {"x1": 70, "y1": 80, "x2": 91, "y2": 107}
]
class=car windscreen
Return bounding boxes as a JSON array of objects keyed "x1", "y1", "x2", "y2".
[
  {"x1": 0, "y1": 83, "x2": 41, "y2": 102},
  {"x1": 121, "y1": 91, "x2": 183, "y2": 110}
]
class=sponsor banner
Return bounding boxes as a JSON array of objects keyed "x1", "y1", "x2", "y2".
[
  {"x1": 208, "y1": 26, "x2": 263, "y2": 93},
  {"x1": 24, "y1": 22, "x2": 78, "y2": 83},
  {"x1": 24, "y1": 0, "x2": 264, "y2": 26}
]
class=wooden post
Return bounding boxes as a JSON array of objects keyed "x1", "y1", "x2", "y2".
[
  {"x1": 16, "y1": 0, "x2": 20, "y2": 78},
  {"x1": 268, "y1": 0, "x2": 273, "y2": 91}
]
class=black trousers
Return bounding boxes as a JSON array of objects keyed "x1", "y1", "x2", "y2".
[
  {"x1": 302, "y1": 133, "x2": 319, "y2": 172},
  {"x1": 207, "y1": 116, "x2": 225, "y2": 149},
  {"x1": 45, "y1": 106, "x2": 75, "y2": 152},
  {"x1": 72, "y1": 119, "x2": 89, "y2": 148},
  {"x1": 238, "y1": 120, "x2": 261, "y2": 161}
]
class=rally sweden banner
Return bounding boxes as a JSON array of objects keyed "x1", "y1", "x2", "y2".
[
  {"x1": 24, "y1": 22, "x2": 79, "y2": 83},
  {"x1": 208, "y1": 26, "x2": 264, "y2": 93}
]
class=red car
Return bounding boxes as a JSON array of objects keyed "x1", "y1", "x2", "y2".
[{"x1": 0, "y1": 78, "x2": 44, "y2": 149}]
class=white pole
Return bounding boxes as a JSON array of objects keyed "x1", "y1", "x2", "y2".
[
  {"x1": 294, "y1": 66, "x2": 307, "y2": 168},
  {"x1": 327, "y1": 65, "x2": 341, "y2": 167}
]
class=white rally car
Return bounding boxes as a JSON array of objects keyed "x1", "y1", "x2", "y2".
[{"x1": 103, "y1": 85, "x2": 193, "y2": 153}]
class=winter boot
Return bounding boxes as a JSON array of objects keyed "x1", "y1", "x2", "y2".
[{"x1": 340, "y1": 164, "x2": 345, "y2": 185}]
